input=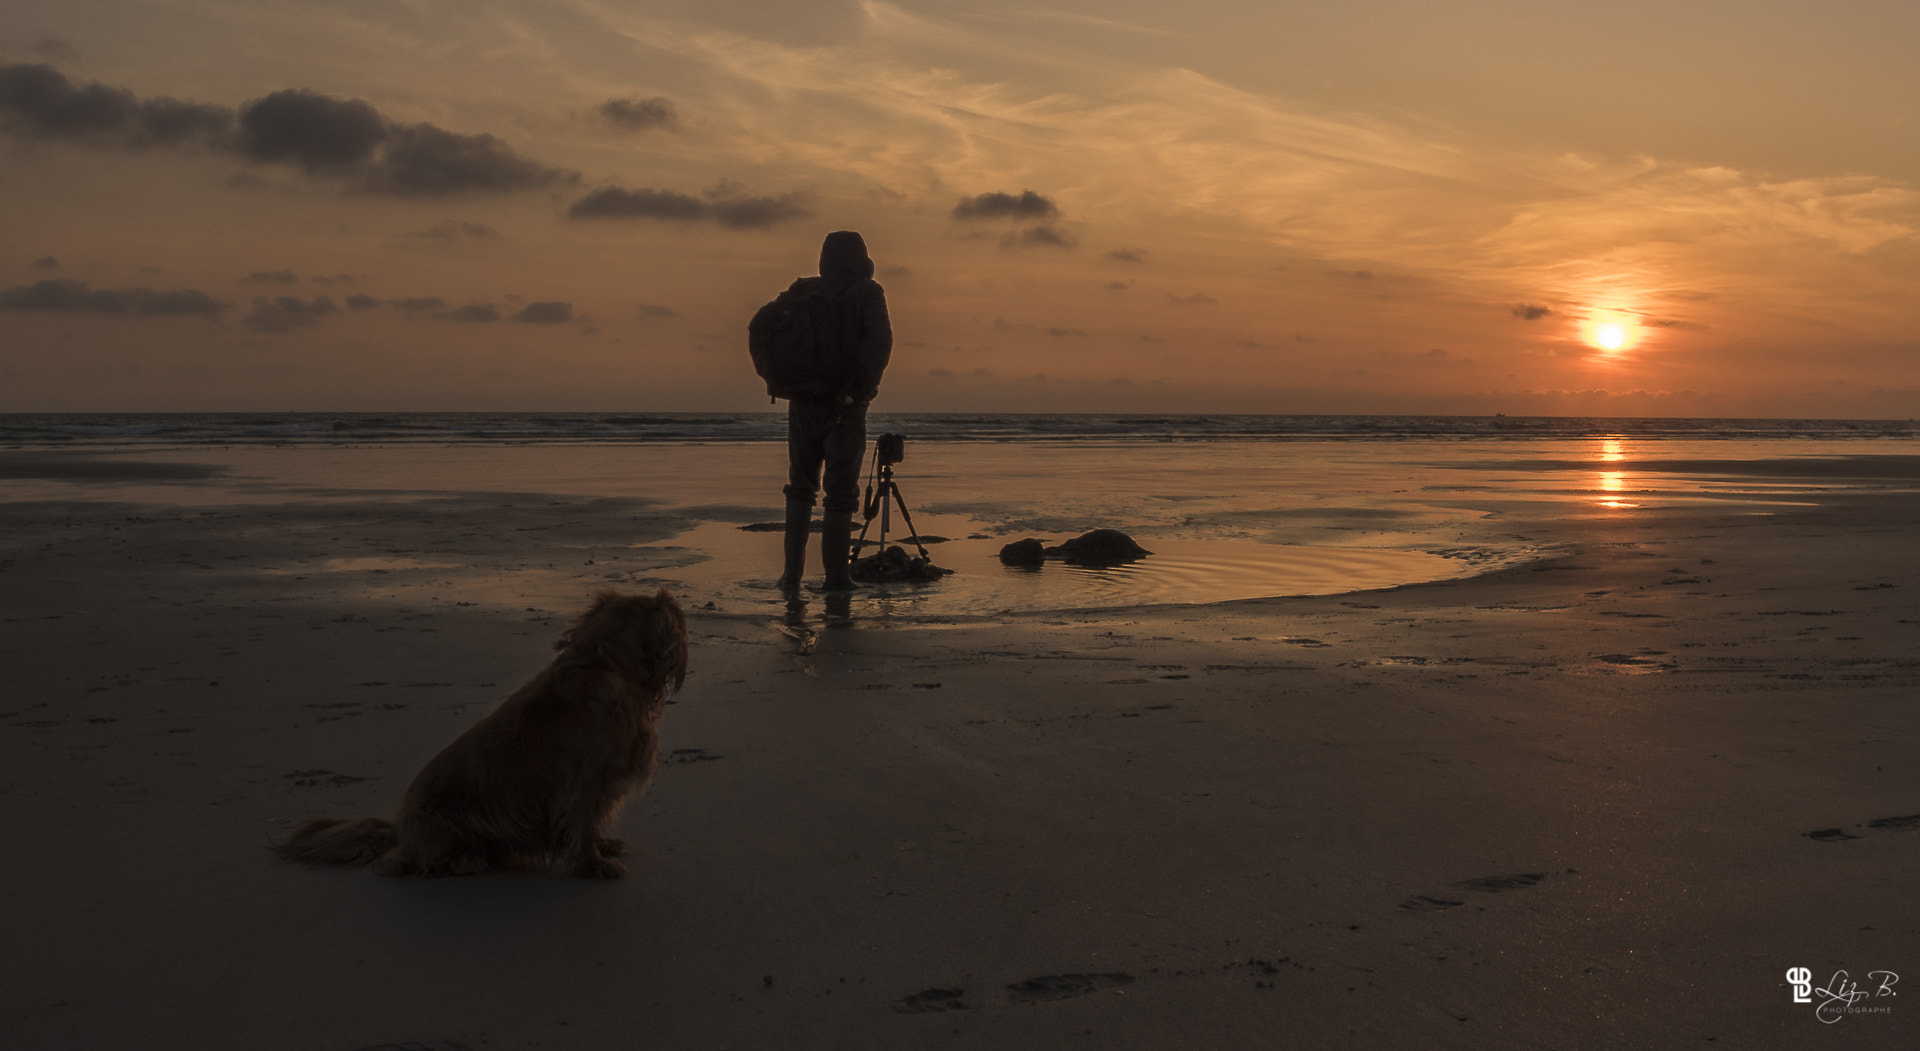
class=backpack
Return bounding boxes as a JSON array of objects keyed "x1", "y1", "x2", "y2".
[{"x1": 747, "y1": 277, "x2": 856, "y2": 400}]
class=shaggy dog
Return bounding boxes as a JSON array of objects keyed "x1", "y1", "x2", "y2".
[{"x1": 273, "y1": 589, "x2": 688, "y2": 878}]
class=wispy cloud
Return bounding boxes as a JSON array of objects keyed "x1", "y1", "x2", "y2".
[
  {"x1": 567, "y1": 185, "x2": 807, "y2": 228},
  {"x1": 622, "y1": 2, "x2": 1919, "y2": 350}
]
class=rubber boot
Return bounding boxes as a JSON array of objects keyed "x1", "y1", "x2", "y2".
[
  {"x1": 821, "y1": 509, "x2": 858, "y2": 591},
  {"x1": 776, "y1": 500, "x2": 811, "y2": 592}
]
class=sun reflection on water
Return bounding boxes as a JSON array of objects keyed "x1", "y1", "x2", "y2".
[{"x1": 1595, "y1": 438, "x2": 1639, "y2": 509}]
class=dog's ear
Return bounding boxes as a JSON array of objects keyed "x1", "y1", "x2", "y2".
[
  {"x1": 644, "y1": 589, "x2": 689, "y2": 693},
  {"x1": 555, "y1": 589, "x2": 621, "y2": 652}
]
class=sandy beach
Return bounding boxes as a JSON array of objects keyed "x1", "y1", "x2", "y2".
[{"x1": 3, "y1": 440, "x2": 1916, "y2": 1049}]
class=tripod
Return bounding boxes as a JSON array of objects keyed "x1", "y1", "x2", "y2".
[{"x1": 851, "y1": 450, "x2": 932, "y2": 563}]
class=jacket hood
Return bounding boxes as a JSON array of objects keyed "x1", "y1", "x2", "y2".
[{"x1": 819, "y1": 230, "x2": 875, "y2": 282}]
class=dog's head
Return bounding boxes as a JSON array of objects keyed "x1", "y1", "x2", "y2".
[{"x1": 556, "y1": 588, "x2": 689, "y2": 695}]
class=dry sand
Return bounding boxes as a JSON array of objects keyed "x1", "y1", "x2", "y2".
[{"x1": 2, "y1": 452, "x2": 1916, "y2": 1049}]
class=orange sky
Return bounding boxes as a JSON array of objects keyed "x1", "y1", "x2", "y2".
[{"x1": 3, "y1": 1, "x2": 1917, "y2": 416}]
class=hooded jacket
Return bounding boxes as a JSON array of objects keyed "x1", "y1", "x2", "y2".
[{"x1": 814, "y1": 231, "x2": 892, "y2": 404}]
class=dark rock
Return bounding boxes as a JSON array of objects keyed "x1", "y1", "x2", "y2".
[
  {"x1": 851, "y1": 545, "x2": 951, "y2": 583},
  {"x1": 740, "y1": 521, "x2": 819, "y2": 533},
  {"x1": 998, "y1": 538, "x2": 1047, "y2": 566},
  {"x1": 1045, "y1": 529, "x2": 1152, "y2": 565}
]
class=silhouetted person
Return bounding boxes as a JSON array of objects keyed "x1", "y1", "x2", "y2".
[{"x1": 777, "y1": 231, "x2": 892, "y2": 591}]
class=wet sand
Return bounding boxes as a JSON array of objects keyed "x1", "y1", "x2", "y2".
[{"x1": 2, "y1": 447, "x2": 1916, "y2": 1048}]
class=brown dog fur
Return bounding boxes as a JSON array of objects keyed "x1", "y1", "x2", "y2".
[{"x1": 272, "y1": 589, "x2": 688, "y2": 878}]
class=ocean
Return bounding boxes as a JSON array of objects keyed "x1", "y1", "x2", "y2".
[
  {"x1": 1, "y1": 411, "x2": 1915, "y2": 446},
  {"x1": 5, "y1": 412, "x2": 1917, "y2": 618}
]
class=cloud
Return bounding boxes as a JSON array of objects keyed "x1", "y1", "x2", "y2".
[
  {"x1": 1375, "y1": 347, "x2": 1478, "y2": 367},
  {"x1": 245, "y1": 294, "x2": 339, "y2": 333},
  {"x1": 1107, "y1": 248, "x2": 1146, "y2": 263},
  {"x1": 569, "y1": 186, "x2": 705, "y2": 221},
  {"x1": 952, "y1": 190, "x2": 1059, "y2": 222},
  {"x1": 408, "y1": 220, "x2": 502, "y2": 240},
  {"x1": 233, "y1": 88, "x2": 384, "y2": 170},
  {"x1": 243, "y1": 270, "x2": 299, "y2": 284},
  {"x1": 566, "y1": 185, "x2": 808, "y2": 228},
  {"x1": 0, "y1": 278, "x2": 224, "y2": 316},
  {"x1": 1000, "y1": 225, "x2": 1075, "y2": 249},
  {"x1": 30, "y1": 256, "x2": 57, "y2": 270},
  {"x1": 445, "y1": 303, "x2": 500, "y2": 322},
  {"x1": 635, "y1": 303, "x2": 679, "y2": 320},
  {"x1": 598, "y1": 97, "x2": 678, "y2": 131},
  {"x1": 368, "y1": 122, "x2": 577, "y2": 196},
  {"x1": 709, "y1": 193, "x2": 809, "y2": 229},
  {"x1": 1511, "y1": 303, "x2": 1553, "y2": 320},
  {"x1": 1169, "y1": 292, "x2": 1217, "y2": 306},
  {"x1": 568, "y1": 186, "x2": 706, "y2": 221},
  {"x1": 2, "y1": 67, "x2": 572, "y2": 198},
  {"x1": 512, "y1": 301, "x2": 573, "y2": 323},
  {"x1": 994, "y1": 317, "x2": 1089, "y2": 339},
  {"x1": 345, "y1": 293, "x2": 381, "y2": 310},
  {"x1": 0, "y1": 63, "x2": 233, "y2": 148},
  {"x1": 392, "y1": 296, "x2": 450, "y2": 314}
]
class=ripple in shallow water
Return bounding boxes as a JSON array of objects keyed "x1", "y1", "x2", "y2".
[{"x1": 698, "y1": 532, "x2": 1528, "y2": 617}]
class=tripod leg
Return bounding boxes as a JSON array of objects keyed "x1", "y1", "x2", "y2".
[
  {"x1": 854, "y1": 450, "x2": 882, "y2": 560},
  {"x1": 851, "y1": 512, "x2": 876, "y2": 560},
  {"x1": 886, "y1": 481, "x2": 934, "y2": 561}
]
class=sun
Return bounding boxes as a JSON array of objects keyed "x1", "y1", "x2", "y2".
[{"x1": 1583, "y1": 310, "x2": 1641, "y2": 354}]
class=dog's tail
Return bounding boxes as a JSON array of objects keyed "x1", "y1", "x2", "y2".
[{"x1": 271, "y1": 817, "x2": 397, "y2": 866}]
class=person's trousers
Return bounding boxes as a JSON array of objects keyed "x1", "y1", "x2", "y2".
[{"x1": 783, "y1": 398, "x2": 866, "y2": 513}]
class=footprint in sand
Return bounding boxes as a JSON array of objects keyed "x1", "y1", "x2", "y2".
[
  {"x1": 285, "y1": 769, "x2": 369, "y2": 787},
  {"x1": 1399, "y1": 895, "x2": 1466, "y2": 912},
  {"x1": 891, "y1": 988, "x2": 969, "y2": 1013},
  {"x1": 1005, "y1": 972, "x2": 1135, "y2": 1004},
  {"x1": 1400, "y1": 872, "x2": 1550, "y2": 912},
  {"x1": 1453, "y1": 873, "x2": 1548, "y2": 893},
  {"x1": 1806, "y1": 814, "x2": 1920, "y2": 841}
]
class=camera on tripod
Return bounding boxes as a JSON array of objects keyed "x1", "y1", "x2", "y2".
[{"x1": 852, "y1": 431, "x2": 944, "y2": 581}]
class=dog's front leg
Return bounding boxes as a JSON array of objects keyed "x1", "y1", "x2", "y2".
[
  {"x1": 568, "y1": 850, "x2": 626, "y2": 878},
  {"x1": 595, "y1": 836, "x2": 629, "y2": 858},
  {"x1": 558, "y1": 823, "x2": 626, "y2": 878}
]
